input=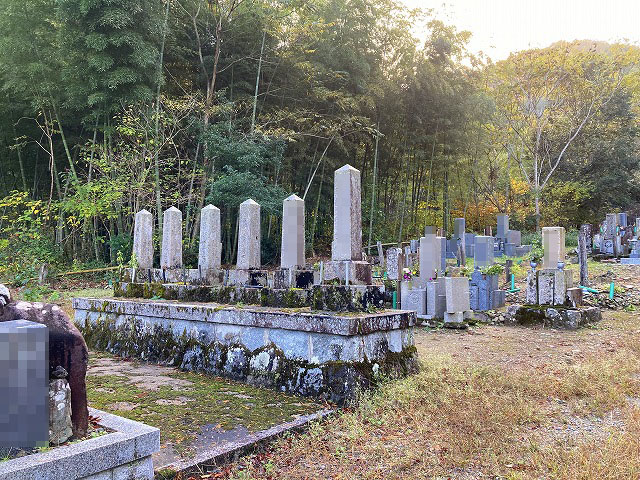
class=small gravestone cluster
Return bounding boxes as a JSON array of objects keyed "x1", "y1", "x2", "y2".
[
  {"x1": 594, "y1": 212, "x2": 638, "y2": 259},
  {"x1": 506, "y1": 226, "x2": 601, "y2": 329}
]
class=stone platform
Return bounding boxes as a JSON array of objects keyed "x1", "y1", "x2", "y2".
[
  {"x1": 505, "y1": 304, "x2": 602, "y2": 330},
  {"x1": 115, "y1": 282, "x2": 385, "y2": 313},
  {"x1": 73, "y1": 298, "x2": 417, "y2": 405}
]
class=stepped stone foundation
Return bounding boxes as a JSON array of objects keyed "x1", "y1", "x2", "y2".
[{"x1": 73, "y1": 298, "x2": 418, "y2": 405}]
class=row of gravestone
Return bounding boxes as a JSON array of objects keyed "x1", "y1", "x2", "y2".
[{"x1": 131, "y1": 164, "x2": 373, "y2": 286}]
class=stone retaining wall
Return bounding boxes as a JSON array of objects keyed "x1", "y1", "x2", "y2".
[{"x1": 73, "y1": 298, "x2": 418, "y2": 405}]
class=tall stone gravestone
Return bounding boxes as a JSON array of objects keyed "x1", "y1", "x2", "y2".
[
  {"x1": 0, "y1": 320, "x2": 48, "y2": 451},
  {"x1": 419, "y1": 234, "x2": 439, "y2": 284},
  {"x1": 617, "y1": 212, "x2": 628, "y2": 228},
  {"x1": 237, "y1": 199, "x2": 261, "y2": 269},
  {"x1": 325, "y1": 164, "x2": 372, "y2": 285},
  {"x1": 199, "y1": 204, "x2": 222, "y2": 271},
  {"x1": 281, "y1": 195, "x2": 305, "y2": 270},
  {"x1": 454, "y1": 218, "x2": 466, "y2": 253},
  {"x1": 133, "y1": 209, "x2": 153, "y2": 269},
  {"x1": 161, "y1": 206, "x2": 183, "y2": 269},
  {"x1": 497, "y1": 214, "x2": 509, "y2": 240},
  {"x1": 425, "y1": 226, "x2": 436, "y2": 235},
  {"x1": 332, "y1": 164, "x2": 362, "y2": 262},
  {"x1": 436, "y1": 236, "x2": 447, "y2": 272},
  {"x1": 543, "y1": 227, "x2": 565, "y2": 268},
  {"x1": 474, "y1": 236, "x2": 494, "y2": 269},
  {"x1": 464, "y1": 233, "x2": 475, "y2": 258}
]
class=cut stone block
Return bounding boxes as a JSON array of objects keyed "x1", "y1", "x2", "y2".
[
  {"x1": 386, "y1": 247, "x2": 403, "y2": 281},
  {"x1": 437, "y1": 237, "x2": 447, "y2": 271},
  {"x1": 445, "y1": 276, "x2": 470, "y2": 313},
  {"x1": 160, "y1": 206, "x2": 182, "y2": 269},
  {"x1": 199, "y1": 204, "x2": 222, "y2": 271},
  {"x1": 538, "y1": 269, "x2": 555, "y2": 305},
  {"x1": 526, "y1": 269, "x2": 538, "y2": 304},
  {"x1": 444, "y1": 311, "x2": 465, "y2": 326},
  {"x1": 542, "y1": 227, "x2": 565, "y2": 268},
  {"x1": 237, "y1": 199, "x2": 261, "y2": 269},
  {"x1": 403, "y1": 288, "x2": 426, "y2": 315},
  {"x1": 474, "y1": 236, "x2": 494, "y2": 269},
  {"x1": 419, "y1": 234, "x2": 439, "y2": 283},
  {"x1": 497, "y1": 214, "x2": 509, "y2": 239},
  {"x1": 133, "y1": 210, "x2": 153, "y2": 269},
  {"x1": 504, "y1": 243, "x2": 516, "y2": 257},
  {"x1": 281, "y1": 195, "x2": 305, "y2": 270},
  {"x1": 506, "y1": 230, "x2": 521, "y2": 247},
  {"x1": 332, "y1": 164, "x2": 362, "y2": 261},
  {"x1": 427, "y1": 281, "x2": 446, "y2": 318}
]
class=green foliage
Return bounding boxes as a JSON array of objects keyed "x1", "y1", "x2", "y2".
[
  {"x1": 0, "y1": 191, "x2": 63, "y2": 285},
  {"x1": 57, "y1": 0, "x2": 162, "y2": 118},
  {"x1": 482, "y1": 264, "x2": 504, "y2": 276}
]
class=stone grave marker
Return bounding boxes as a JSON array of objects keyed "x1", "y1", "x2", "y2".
[
  {"x1": 444, "y1": 276, "x2": 470, "y2": 325},
  {"x1": 161, "y1": 206, "x2": 183, "y2": 269},
  {"x1": 133, "y1": 209, "x2": 153, "y2": 269},
  {"x1": 199, "y1": 204, "x2": 222, "y2": 271},
  {"x1": 542, "y1": 226, "x2": 565, "y2": 268},
  {"x1": 474, "y1": 236, "x2": 494, "y2": 269},
  {"x1": 419, "y1": 234, "x2": 439, "y2": 284},
  {"x1": 497, "y1": 214, "x2": 509, "y2": 239},
  {"x1": 332, "y1": 164, "x2": 362, "y2": 262},
  {"x1": 281, "y1": 195, "x2": 305, "y2": 270},
  {"x1": 237, "y1": 199, "x2": 261, "y2": 269}
]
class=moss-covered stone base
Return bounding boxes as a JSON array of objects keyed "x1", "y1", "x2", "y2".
[
  {"x1": 114, "y1": 282, "x2": 385, "y2": 312},
  {"x1": 78, "y1": 312, "x2": 417, "y2": 406},
  {"x1": 505, "y1": 304, "x2": 602, "y2": 330}
]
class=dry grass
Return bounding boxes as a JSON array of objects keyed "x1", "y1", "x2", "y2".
[{"x1": 223, "y1": 311, "x2": 640, "y2": 479}]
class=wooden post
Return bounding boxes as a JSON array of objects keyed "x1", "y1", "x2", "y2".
[{"x1": 578, "y1": 225, "x2": 589, "y2": 287}]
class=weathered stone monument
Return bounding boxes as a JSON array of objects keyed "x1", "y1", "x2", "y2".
[
  {"x1": 386, "y1": 247, "x2": 403, "y2": 281},
  {"x1": 237, "y1": 199, "x2": 261, "y2": 270},
  {"x1": 0, "y1": 297, "x2": 89, "y2": 438},
  {"x1": 324, "y1": 165, "x2": 372, "y2": 285},
  {"x1": 133, "y1": 209, "x2": 153, "y2": 270},
  {"x1": 161, "y1": 206, "x2": 183, "y2": 269},
  {"x1": 199, "y1": 204, "x2": 222, "y2": 272},
  {"x1": 281, "y1": 194, "x2": 305, "y2": 270}
]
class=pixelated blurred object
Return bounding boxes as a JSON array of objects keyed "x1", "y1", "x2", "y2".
[
  {"x1": 0, "y1": 300, "x2": 89, "y2": 437},
  {"x1": 0, "y1": 319, "x2": 49, "y2": 450}
]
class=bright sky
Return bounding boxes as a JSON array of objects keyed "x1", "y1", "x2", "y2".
[{"x1": 402, "y1": 0, "x2": 640, "y2": 61}]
